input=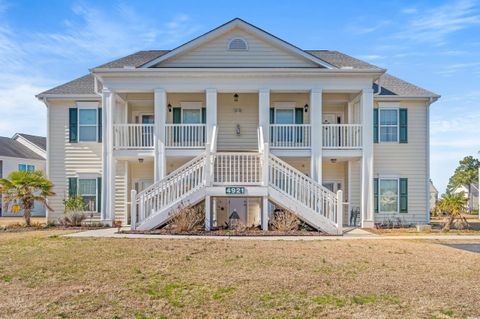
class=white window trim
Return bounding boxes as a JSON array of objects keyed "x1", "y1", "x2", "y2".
[
  {"x1": 78, "y1": 106, "x2": 98, "y2": 143},
  {"x1": 378, "y1": 107, "x2": 400, "y2": 144},
  {"x1": 227, "y1": 37, "x2": 249, "y2": 51},
  {"x1": 180, "y1": 102, "x2": 203, "y2": 124},
  {"x1": 273, "y1": 102, "x2": 296, "y2": 124},
  {"x1": 378, "y1": 177, "x2": 400, "y2": 213},
  {"x1": 77, "y1": 175, "x2": 98, "y2": 212},
  {"x1": 322, "y1": 179, "x2": 343, "y2": 193}
]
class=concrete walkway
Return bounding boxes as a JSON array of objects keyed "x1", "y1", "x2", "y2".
[{"x1": 64, "y1": 227, "x2": 480, "y2": 241}]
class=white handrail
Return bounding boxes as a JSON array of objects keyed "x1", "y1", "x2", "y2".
[
  {"x1": 132, "y1": 153, "x2": 207, "y2": 229},
  {"x1": 270, "y1": 124, "x2": 311, "y2": 148},
  {"x1": 322, "y1": 124, "x2": 362, "y2": 149},
  {"x1": 113, "y1": 124, "x2": 155, "y2": 149},
  {"x1": 165, "y1": 124, "x2": 206, "y2": 148},
  {"x1": 268, "y1": 154, "x2": 340, "y2": 227}
]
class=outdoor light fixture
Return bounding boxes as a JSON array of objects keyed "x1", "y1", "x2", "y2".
[
  {"x1": 168, "y1": 103, "x2": 172, "y2": 112},
  {"x1": 304, "y1": 103, "x2": 309, "y2": 113},
  {"x1": 138, "y1": 158, "x2": 144, "y2": 164},
  {"x1": 233, "y1": 93, "x2": 239, "y2": 102},
  {"x1": 330, "y1": 158, "x2": 337, "y2": 163}
]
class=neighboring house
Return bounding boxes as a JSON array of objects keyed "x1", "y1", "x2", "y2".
[
  {"x1": 429, "y1": 180, "x2": 438, "y2": 211},
  {"x1": 36, "y1": 18, "x2": 439, "y2": 234},
  {"x1": 0, "y1": 133, "x2": 47, "y2": 217},
  {"x1": 452, "y1": 184, "x2": 479, "y2": 211}
]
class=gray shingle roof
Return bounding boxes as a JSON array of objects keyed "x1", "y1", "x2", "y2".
[
  {"x1": 38, "y1": 49, "x2": 438, "y2": 98},
  {"x1": 0, "y1": 136, "x2": 45, "y2": 160},
  {"x1": 16, "y1": 134, "x2": 46, "y2": 151}
]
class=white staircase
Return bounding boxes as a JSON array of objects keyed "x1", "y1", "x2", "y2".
[
  {"x1": 268, "y1": 154, "x2": 342, "y2": 234},
  {"x1": 131, "y1": 126, "x2": 342, "y2": 234},
  {"x1": 131, "y1": 153, "x2": 207, "y2": 230}
]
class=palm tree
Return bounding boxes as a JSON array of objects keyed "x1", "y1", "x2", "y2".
[
  {"x1": 0, "y1": 170, "x2": 55, "y2": 226},
  {"x1": 436, "y1": 192, "x2": 468, "y2": 231}
]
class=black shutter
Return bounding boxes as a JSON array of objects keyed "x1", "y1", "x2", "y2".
[
  {"x1": 400, "y1": 178, "x2": 408, "y2": 213},
  {"x1": 201, "y1": 107, "x2": 206, "y2": 124},
  {"x1": 373, "y1": 108, "x2": 378, "y2": 143},
  {"x1": 69, "y1": 108, "x2": 78, "y2": 143},
  {"x1": 97, "y1": 177, "x2": 102, "y2": 213},
  {"x1": 68, "y1": 177, "x2": 78, "y2": 197},
  {"x1": 374, "y1": 178, "x2": 379, "y2": 213},
  {"x1": 97, "y1": 108, "x2": 102, "y2": 142},
  {"x1": 399, "y1": 109, "x2": 408, "y2": 143}
]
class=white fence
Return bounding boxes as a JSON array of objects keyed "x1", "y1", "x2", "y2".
[
  {"x1": 322, "y1": 124, "x2": 362, "y2": 149},
  {"x1": 113, "y1": 124, "x2": 154, "y2": 149},
  {"x1": 270, "y1": 124, "x2": 311, "y2": 148}
]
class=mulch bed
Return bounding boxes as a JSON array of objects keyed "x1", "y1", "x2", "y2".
[{"x1": 120, "y1": 228, "x2": 331, "y2": 236}]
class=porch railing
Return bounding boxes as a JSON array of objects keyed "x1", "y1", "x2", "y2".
[
  {"x1": 165, "y1": 124, "x2": 206, "y2": 148},
  {"x1": 322, "y1": 124, "x2": 362, "y2": 149},
  {"x1": 113, "y1": 124, "x2": 154, "y2": 150},
  {"x1": 270, "y1": 124, "x2": 311, "y2": 148},
  {"x1": 212, "y1": 153, "x2": 263, "y2": 185}
]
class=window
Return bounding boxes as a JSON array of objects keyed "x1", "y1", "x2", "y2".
[
  {"x1": 79, "y1": 109, "x2": 98, "y2": 142},
  {"x1": 228, "y1": 38, "x2": 248, "y2": 50},
  {"x1": 379, "y1": 179, "x2": 399, "y2": 213},
  {"x1": 182, "y1": 109, "x2": 202, "y2": 124},
  {"x1": 78, "y1": 178, "x2": 97, "y2": 211},
  {"x1": 18, "y1": 164, "x2": 35, "y2": 172},
  {"x1": 379, "y1": 109, "x2": 399, "y2": 142},
  {"x1": 275, "y1": 109, "x2": 295, "y2": 124}
]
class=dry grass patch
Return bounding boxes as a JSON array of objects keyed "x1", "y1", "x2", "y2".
[{"x1": 0, "y1": 230, "x2": 480, "y2": 318}]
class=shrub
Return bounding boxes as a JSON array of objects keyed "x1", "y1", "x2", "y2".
[
  {"x1": 58, "y1": 211, "x2": 86, "y2": 227},
  {"x1": 168, "y1": 205, "x2": 204, "y2": 232},
  {"x1": 63, "y1": 196, "x2": 86, "y2": 213},
  {"x1": 270, "y1": 209, "x2": 299, "y2": 231}
]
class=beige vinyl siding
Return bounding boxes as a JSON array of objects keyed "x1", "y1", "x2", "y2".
[
  {"x1": 217, "y1": 93, "x2": 259, "y2": 151},
  {"x1": 349, "y1": 160, "x2": 362, "y2": 212},
  {"x1": 114, "y1": 161, "x2": 128, "y2": 222},
  {"x1": 47, "y1": 100, "x2": 102, "y2": 221},
  {"x1": 247, "y1": 198, "x2": 261, "y2": 226},
  {"x1": 157, "y1": 28, "x2": 318, "y2": 68},
  {"x1": 374, "y1": 101, "x2": 429, "y2": 224}
]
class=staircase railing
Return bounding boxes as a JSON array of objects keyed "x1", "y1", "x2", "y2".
[
  {"x1": 268, "y1": 154, "x2": 342, "y2": 229},
  {"x1": 131, "y1": 153, "x2": 207, "y2": 229}
]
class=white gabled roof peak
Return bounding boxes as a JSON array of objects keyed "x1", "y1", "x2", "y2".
[{"x1": 141, "y1": 18, "x2": 337, "y2": 69}]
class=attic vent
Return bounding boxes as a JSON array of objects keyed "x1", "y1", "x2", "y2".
[{"x1": 228, "y1": 38, "x2": 248, "y2": 51}]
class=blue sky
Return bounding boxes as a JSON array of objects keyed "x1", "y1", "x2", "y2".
[{"x1": 0, "y1": 0, "x2": 479, "y2": 193}]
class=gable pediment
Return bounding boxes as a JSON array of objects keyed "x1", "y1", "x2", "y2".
[{"x1": 143, "y1": 19, "x2": 334, "y2": 69}]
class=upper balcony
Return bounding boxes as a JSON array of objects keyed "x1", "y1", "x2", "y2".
[
  {"x1": 113, "y1": 124, "x2": 206, "y2": 150},
  {"x1": 269, "y1": 124, "x2": 362, "y2": 150}
]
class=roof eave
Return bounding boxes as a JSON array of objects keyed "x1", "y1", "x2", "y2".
[{"x1": 36, "y1": 93, "x2": 101, "y2": 101}]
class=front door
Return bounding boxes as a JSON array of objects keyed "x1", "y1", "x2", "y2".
[
  {"x1": 323, "y1": 113, "x2": 342, "y2": 146},
  {"x1": 134, "y1": 179, "x2": 154, "y2": 193}
]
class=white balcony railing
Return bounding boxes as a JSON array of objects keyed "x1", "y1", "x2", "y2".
[
  {"x1": 165, "y1": 124, "x2": 206, "y2": 148},
  {"x1": 113, "y1": 124, "x2": 154, "y2": 150},
  {"x1": 270, "y1": 124, "x2": 311, "y2": 148},
  {"x1": 322, "y1": 124, "x2": 362, "y2": 149}
]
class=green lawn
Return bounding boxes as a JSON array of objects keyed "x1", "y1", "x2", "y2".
[{"x1": 0, "y1": 230, "x2": 479, "y2": 318}]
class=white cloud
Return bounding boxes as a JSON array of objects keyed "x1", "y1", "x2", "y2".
[
  {"x1": 31, "y1": 5, "x2": 199, "y2": 62},
  {"x1": 395, "y1": 0, "x2": 480, "y2": 45},
  {"x1": 0, "y1": 2, "x2": 201, "y2": 137}
]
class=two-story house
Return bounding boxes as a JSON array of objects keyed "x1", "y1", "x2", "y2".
[{"x1": 37, "y1": 19, "x2": 439, "y2": 234}]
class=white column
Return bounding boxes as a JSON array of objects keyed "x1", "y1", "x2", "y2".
[
  {"x1": 361, "y1": 88, "x2": 375, "y2": 228},
  {"x1": 154, "y1": 88, "x2": 166, "y2": 181},
  {"x1": 101, "y1": 88, "x2": 115, "y2": 225},
  {"x1": 205, "y1": 195, "x2": 211, "y2": 231},
  {"x1": 259, "y1": 88, "x2": 270, "y2": 143},
  {"x1": 206, "y1": 88, "x2": 217, "y2": 144},
  {"x1": 261, "y1": 196, "x2": 269, "y2": 230},
  {"x1": 310, "y1": 88, "x2": 323, "y2": 183}
]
